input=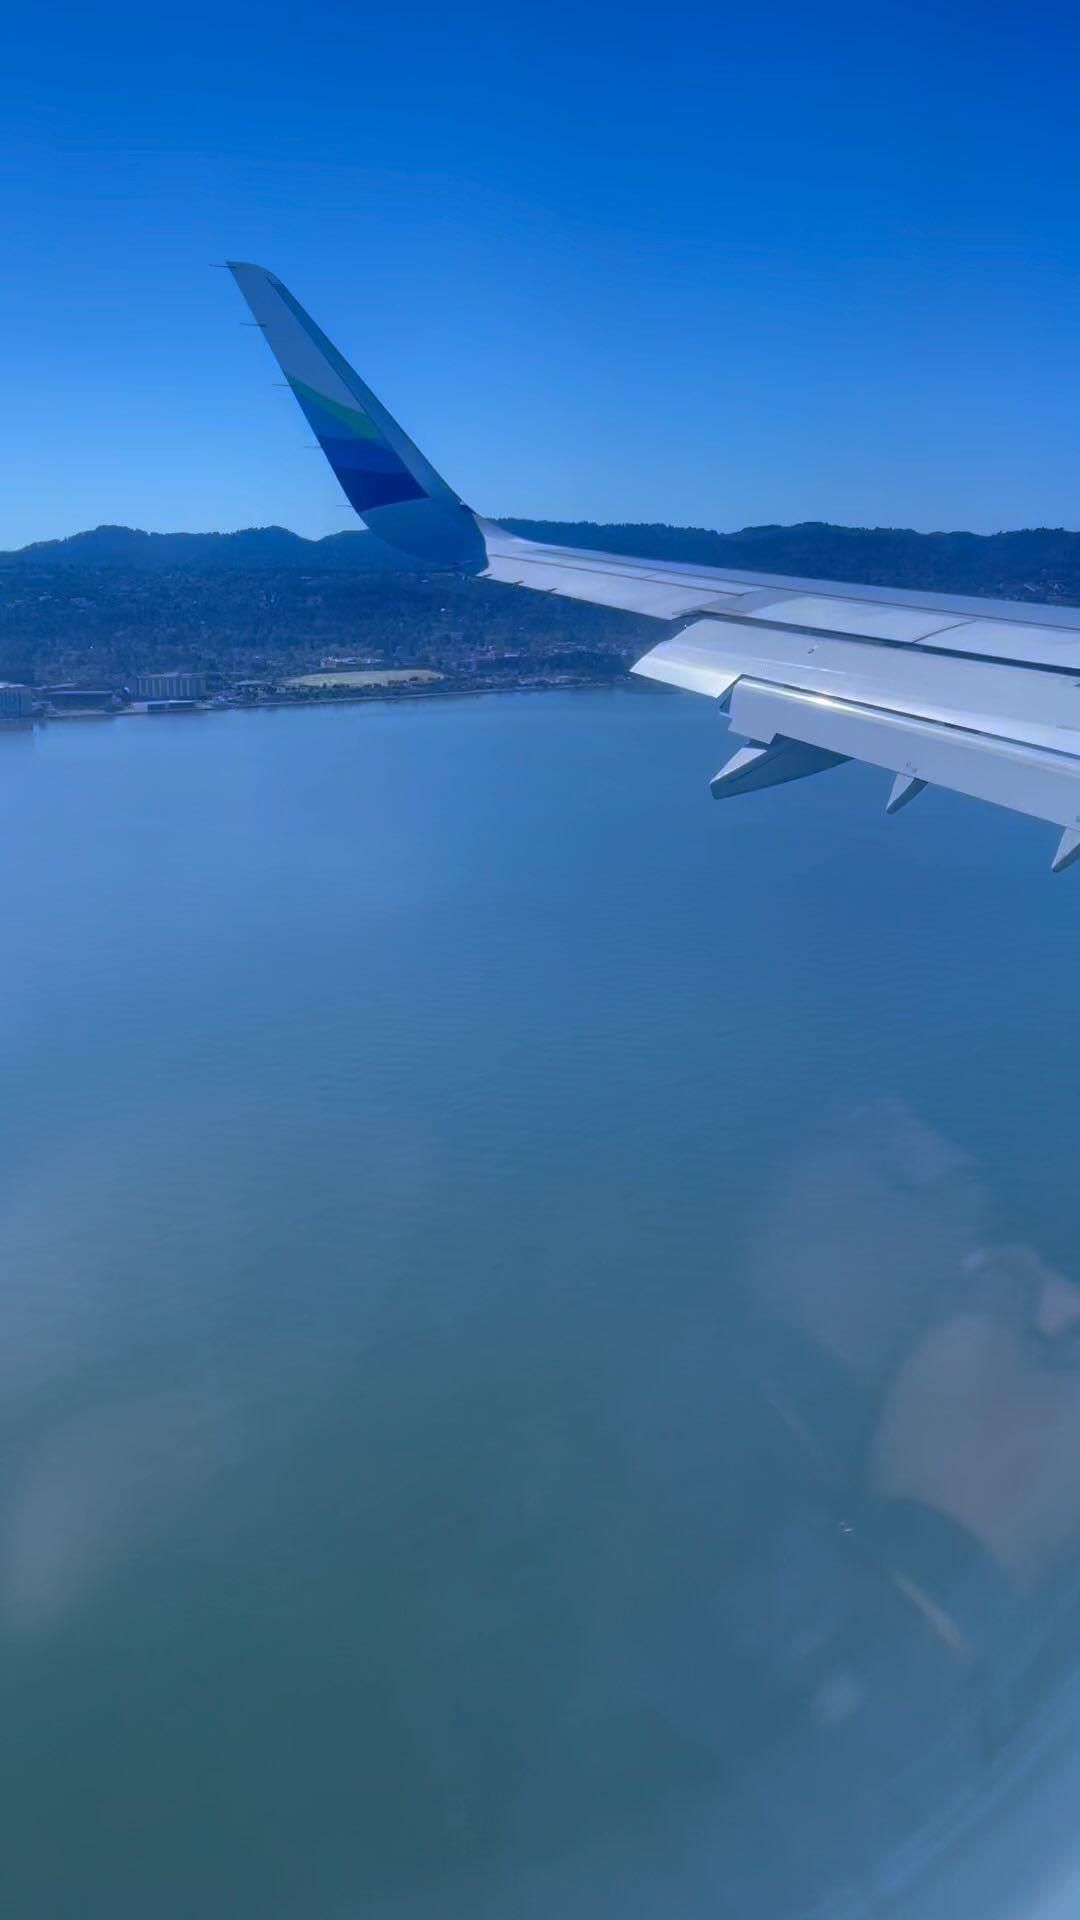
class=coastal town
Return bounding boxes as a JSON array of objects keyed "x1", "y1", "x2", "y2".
[
  {"x1": 6, "y1": 517, "x2": 1080, "y2": 728},
  {"x1": 0, "y1": 529, "x2": 654, "y2": 724},
  {"x1": 0, "y1": 654, "x2": 631, "y2": 724}
]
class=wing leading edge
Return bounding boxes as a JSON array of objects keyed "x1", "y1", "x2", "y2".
[{"x1": 228, "y1": 264, "x2": 1080, "y2": 869}]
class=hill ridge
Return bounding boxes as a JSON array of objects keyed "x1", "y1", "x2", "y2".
[{"x1": 5, "y1": 520, "x2": 1080, "y2": 600}]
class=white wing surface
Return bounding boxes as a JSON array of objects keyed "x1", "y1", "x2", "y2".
[{"x1": 228, "y1": 264, "x2": 1080, "y2": 871}]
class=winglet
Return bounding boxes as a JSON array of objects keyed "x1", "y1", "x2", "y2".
[{"x1": 226, "y1": 264, "x2": 486, "y2": 570}]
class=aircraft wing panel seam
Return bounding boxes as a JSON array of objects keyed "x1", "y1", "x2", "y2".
[
  {"x1": 728, "y1": 680, "x2": 1080, "y2": 832},
  {"x1": 687, "y1": 610, "x2": 1080, "y2": 677},
  {"x1": 733, "y1": 679, "x2": 1080, "y2": 768}
]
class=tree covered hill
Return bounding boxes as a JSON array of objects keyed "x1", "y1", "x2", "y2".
[
  {"x1": 6, "y1": 519, "x2": 1080, "y2": 603},
  {"x1": 0, "y1": 524, "x2": 411, "y2": 572},
  {"x1": 3, "y1": 519, "x2": 1078, "y2": 690}
]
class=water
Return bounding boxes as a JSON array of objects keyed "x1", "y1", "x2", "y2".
[{"x1": 3, "y1": 691, "x2": 1080, "y2": 1918}]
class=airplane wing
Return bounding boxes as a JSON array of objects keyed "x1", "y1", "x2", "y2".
[{"x1": 227, "y1": 263, "x2": 1080, "y2": 871}]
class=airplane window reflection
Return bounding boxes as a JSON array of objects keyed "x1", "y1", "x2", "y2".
[{"x1": 518, "y1": 1105, "x2": 1080, "y2": 1919}]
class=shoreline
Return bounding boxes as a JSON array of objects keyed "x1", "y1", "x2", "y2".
[{"x1": 28, "y1": 674, "x2": 659, "y2": 727}]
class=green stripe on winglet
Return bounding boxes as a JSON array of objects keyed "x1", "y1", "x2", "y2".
[{"x1": 288, "y1": 377, "x2": 382, "y2": 441}]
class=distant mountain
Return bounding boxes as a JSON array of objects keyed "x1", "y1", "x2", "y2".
[
  {"x1": 5, "y1": 519, "x2": 1080, "y2": 604},
  {"x1": 6, "y1": 516, "x2": 1080, "y2": 695},
  {"x1": 0, "y1": 524, "x2": 411, "y2": 571}
]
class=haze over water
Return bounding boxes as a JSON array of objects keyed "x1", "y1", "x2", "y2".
[{"x1": 3, "y1": 690, "x2": 1080, "y2": 1918}]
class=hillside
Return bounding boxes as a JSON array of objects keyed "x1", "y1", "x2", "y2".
[
  {"x1": 7, "y1": 519, "x2": 1080, "y2": 603},
  {"x1": 3, "y1": 519, "x2": 1078, "y2": 694}
]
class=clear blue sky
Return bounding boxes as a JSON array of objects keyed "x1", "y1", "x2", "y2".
[{"x1": 4, "y1": 0, "x2": 1079, "y2": 546}]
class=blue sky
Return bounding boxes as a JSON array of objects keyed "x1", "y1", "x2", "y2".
[{"x1": 4, "y1": 0, "x2": 1079, "y2": 546}]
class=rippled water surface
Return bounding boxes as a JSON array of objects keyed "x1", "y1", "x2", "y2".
[{"x1": 3, "y1": 692, "x2": 1080, "y2": 1918}]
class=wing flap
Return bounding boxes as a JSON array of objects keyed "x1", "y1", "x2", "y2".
[
  {"x1": 636, "y1": 619, "x2": 1080, "y2": 841},
  {"x1": 727, "y1": 679, "x2": 1080, "y2": 833},
  {"x1": 633, "y1": 620, "x2": 1080, "y2": 757}
]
